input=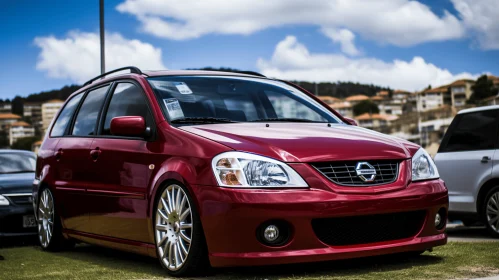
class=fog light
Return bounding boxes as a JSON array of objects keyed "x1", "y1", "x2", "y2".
[
  {"x1": 435, "y1": 213, "x2": 442, "y2": 228},
  {"x1": 263, "y1": 225, "x2": 279, "y2": 242},
  {"x1": 257, "y1": 220, "x2": 291, "y2": 246},
  {"x1": 435, "y1": 208, "x2": 447, "y2": 230}
]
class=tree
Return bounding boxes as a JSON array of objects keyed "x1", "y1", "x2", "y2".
[
  {"x1": 469, "y1": 75, "x2": 498, "y2": 103},
  {"x1": 12, "y1": 96, "x2": 24, "y2": 116},
  {"x1": 353, "y1": 100, "x2": 380, "y2": 116},
  {"x1": 11, "y1": 136, "x2": 39, "y2": 151}
]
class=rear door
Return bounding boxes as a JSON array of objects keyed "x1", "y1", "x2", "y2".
[
  {"x1": 86, "y1": 82, "x2": 156, "y2": 242},
  {"x1": 435, "y1": 109, "x2": 499, "y2": 213},
  {"x1": 54, "y1": 85, "x2": 110, "y2": 232}
]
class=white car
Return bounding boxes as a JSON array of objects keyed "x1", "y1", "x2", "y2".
[{"x1": 435, "y1": 105, "x2": 499, "y2": 237}]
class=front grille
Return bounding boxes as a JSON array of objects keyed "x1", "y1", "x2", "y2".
[
  {"x1": 8, "y1": 195, "x2": 32, "y2": 205},
  {"x1": 312, "y1": 211, "x2": 426, "y2": 246},
  {"x1": 311, "y1": 160, "x2": 399, "y2": 186}
]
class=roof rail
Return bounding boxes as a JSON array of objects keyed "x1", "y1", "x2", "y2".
[
  {"x1": 83, "y1": 66, "x2": 144, "y2": 86},
  {"x1": 233, "y1": 71, "x2": 266, "y2": 78}
]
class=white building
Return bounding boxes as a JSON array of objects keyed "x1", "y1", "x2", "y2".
[
  {"x1": 9, "y1": 121, "x2": 35, "y2": 146},
  {"x1": 42, "y1": 99, "x2": 64, "y2": 134},
  {"x1": 0, "y1": 103, "x2": 11, "y2": 114},
  {"x1": 417, "y1": 86, "x2": 449, "y2": 112},
  {"x1": 0, "y1": 113, "x2": 22, "y2": 130},
  {"x1": 24, "y1": 102, "x2": 42, "y2": 129}
]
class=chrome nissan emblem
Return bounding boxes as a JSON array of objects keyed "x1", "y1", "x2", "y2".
[{"x1": 355, "y1": 162, "x2": 377, "y2": 182}]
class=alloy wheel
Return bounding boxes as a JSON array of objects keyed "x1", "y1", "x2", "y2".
[
  {"x1": 486, "y1": 191, "x2": 499, "y2": 233},
  {"x1": 38, "y1": 189, "x2": 54, "y2": 248},
  {"x1": 155, "y1": 184, "x2": 193, "y2": 271}
]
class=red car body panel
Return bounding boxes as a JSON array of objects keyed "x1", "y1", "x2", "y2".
[{"x1": 33, "y1": 72, "x2": 448, "y2": 268}]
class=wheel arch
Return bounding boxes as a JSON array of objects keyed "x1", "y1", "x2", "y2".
[{"x1": 477, "y1": 178, "x2": 499, "y2": 215}]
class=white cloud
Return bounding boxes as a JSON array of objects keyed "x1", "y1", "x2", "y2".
[
  {"x1": 34, "y1": 31, "x2": 166, "y2": 83},
  {"x1": 116, "y1": 0, "x2": 464, "y2": 46},
  {"x1": 257, "y1": 36, "x2": 479, "y2": 91},
  {"x1": 451, "y1": 0, "x2": 499, "y2": 50},
  {"x1": 321, "y1": 27, "x2": 361, "y2": 56}
]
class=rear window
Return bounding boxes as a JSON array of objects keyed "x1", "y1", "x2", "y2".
[
  {"x1": 50, "y1": 93, "x2": 83, "y2": 137},
  {"x1": 72, "y1": 85, "x2": 109, "y2": 136},
  {"x1": 440, "y1": 110, "x2": 498, "y2": 152}
]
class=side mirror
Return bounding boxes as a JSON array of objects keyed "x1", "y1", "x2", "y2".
[
  {"x1": 110, "y1": 116, "x2": 146, "y2": 137},
  {"x1": 344, "y1": 117, "x2": 358, "y2": 126}
]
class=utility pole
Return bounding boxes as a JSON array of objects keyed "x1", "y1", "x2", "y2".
[{"x1": 99, "y1": 0, "x2": 105, "y2": 74}]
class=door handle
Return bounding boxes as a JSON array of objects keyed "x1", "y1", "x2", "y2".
[
  {"x1": 90, "y1": 147, "x2": 101, "y2": 161},
  {"x1": 55, "y1": 149, "x2": 63, "y2": 161},
  {"x1": 481, "y1": 156, "x2": 491, "y2": 163}
]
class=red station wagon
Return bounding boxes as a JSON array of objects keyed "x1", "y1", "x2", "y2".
[{"x1": 33, "y1": 67, "x2": 448, "y2": 276}]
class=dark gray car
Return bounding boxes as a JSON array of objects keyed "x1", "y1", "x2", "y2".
[{"x1": 0, "y1": 150, "x2": 37, "y2": 237}]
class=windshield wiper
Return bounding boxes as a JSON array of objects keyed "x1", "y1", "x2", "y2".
[
  {"x1": 0, "y1": 170, "x2": 35, "y2": 174},
  {"x1": 171, "y1": 117, "x2": 238, "y2": 124},
  {"x1": 249, "y1": 118, "x2": 325, "y2": 123}
]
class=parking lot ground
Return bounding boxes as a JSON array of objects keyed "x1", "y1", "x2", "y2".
[
  {"x1": 447, "y1": 224, "x2": 498, "y2": 242},
  {"x1": 1, "y1": 240, "x2": 499, "y2": 280}
]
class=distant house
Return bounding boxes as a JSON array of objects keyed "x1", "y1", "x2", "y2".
[
  {"x1": 317, "y1": 96, "x2": 340, "y2": 105},
  {"x1": 9, "y1": 121, "x2": 35, "y2": 146},
  {"x1": 417, "y1": 86, "x2": 449, "y2": 112},
  {"x1": 331, "y1": 101, "x2": 353, "y2": 118},
  {"x1": 345, "y1": 95, "x2": 370, "y2": 105},
  {"x1": 24, "y1": 102, "x2": 43, "y2": 130},
  {"x1": 0, "y1": 103, "x2": 12, "y2": 114},
  {"x1": 41, "y1": 99, "x2": 64, "y2": 135},
  {"x1": 448, "y1": 79, "x2": 475, "y2": 107},
  {"x1": 355, "y1": 113, "x2": 398, "y2": 134},
  {"x1": 0, "y1": 113, "x2": 22, "y2": 130}
]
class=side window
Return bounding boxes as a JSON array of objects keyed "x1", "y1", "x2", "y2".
[
  {"x1": 441, "y1": 110, "x2": 498, "y2": 152},
  {"x1": 72, "y1": 85, "x2": 109, "y2": 136},
  {"x1": 102, "y1": 83, "x2": 153, "y2": 136},
  {"x1": 50, "y1": 93, "x2": 83, "y2": 137}
]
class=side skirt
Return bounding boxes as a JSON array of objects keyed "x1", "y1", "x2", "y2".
[{"x1": 64, "y1": 229, "x2": 157, "y2": 258}]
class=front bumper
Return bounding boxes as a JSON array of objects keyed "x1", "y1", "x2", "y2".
[
  {"x1": 190, "y1": 163, "x2": 448, "y2": 267},
  {"x1": 0, "y1": 204, "x2": 37, "y2": 237}
]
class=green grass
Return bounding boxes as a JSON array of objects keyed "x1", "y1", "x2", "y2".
[{"x1": 1, "y1": 242, "x2": 499, "y2": 280}]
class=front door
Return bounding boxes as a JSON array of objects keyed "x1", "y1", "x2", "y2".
[
  {"x1": 85, "y1": 82, "x2": 156, "y2": 242},
  {"x1": 435, "y1": 109, "x2": 499, "y2": 213}
]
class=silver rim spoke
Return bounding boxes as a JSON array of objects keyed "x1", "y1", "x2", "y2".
[
  {"x1": 37, "y1": 189, "x2": 54, "y2": 248},
  {"x1": 155, "y1": 184, "x2": 193, "y2": 271},
  {"x1": 487, "y1": 192, "x2": 499, "y2": 233}
]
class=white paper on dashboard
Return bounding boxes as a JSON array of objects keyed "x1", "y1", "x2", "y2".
[
  {"x1": 174, "y1": 82, "x2": 193, "y2": 94},
  {"x1": 163, "y1": 98, "x2": 185, "y2": 120}
]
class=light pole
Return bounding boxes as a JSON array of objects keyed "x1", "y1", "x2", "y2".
[{"x1": 100, "y1": 0, "x2": 105, "y2": 74}]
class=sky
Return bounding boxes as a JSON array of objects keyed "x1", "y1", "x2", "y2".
[{"x1": 1, "y1": 0, "x2": 499, "y2": 99}]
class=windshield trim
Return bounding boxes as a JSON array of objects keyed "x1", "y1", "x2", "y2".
[{"x1": 147, "y1": 75, "x2": 344, "y2": 126}]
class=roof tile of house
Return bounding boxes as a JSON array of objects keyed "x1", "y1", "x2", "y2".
[
  {"x1": 10, "y1": 121, "x2": 32, "y2": 127},
  {"x1": 345, "y1": 94, "x2": 370, "y2": 102},
  {"x1": 355, "y1": 113, "x2": 398, "y2": 121},
  {"x1": 0, "y1": 113, "x2": 22, "y2": 120}
]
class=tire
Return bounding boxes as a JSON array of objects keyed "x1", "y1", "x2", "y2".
[
  {"x1": 37, "y1": 188, "x2": 74, "y2": 251},
  {"x1": 153, "y1": 182, "x2": 209, "y2": 276},
  {"x1": 482, "y1": 186, "x2": 499, "y2": 238}
]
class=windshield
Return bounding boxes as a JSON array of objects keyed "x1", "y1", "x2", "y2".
[
  {"x1": 148, "y1": 76, "x2": 342, "y2": 124},
  {"x1": 0, "y1": 153, "x2": 36, "y2": 174}
]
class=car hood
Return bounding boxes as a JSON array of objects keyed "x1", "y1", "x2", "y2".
[
  {"x1": 180, "y1": 123, "x2": 418, "y2": 162},
  {"x1": 0, "y1": 173, "x2": 35, "y2": 194}
]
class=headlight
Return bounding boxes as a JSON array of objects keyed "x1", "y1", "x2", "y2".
[
  {"x1": 0, "y1": 195, "x2": 10, "y2": 206},
  {"x1": 212, "y1": 152, "x2": 308, "y2": 188},
  {"x1": 411, "y1": 148, "x2": 439, "y2": 181}
]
